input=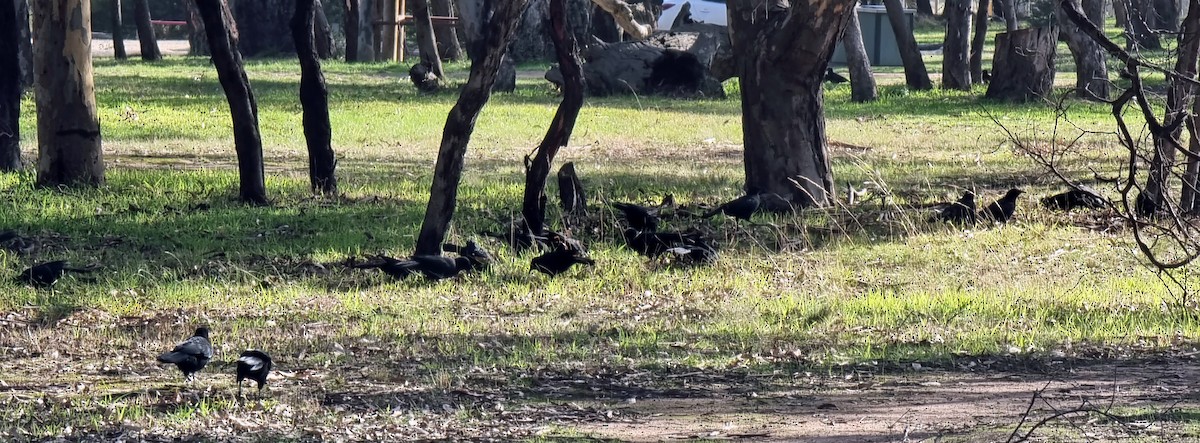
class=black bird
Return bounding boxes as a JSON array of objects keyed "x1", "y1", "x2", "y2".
[
  {"x1": 981, "y1": 69, "x2": 992, "y2": 83},
  {"x1": 157, "y1": 327, "x2": 214, "y2": 382},
  {"x1": 623, "y1": 228, "x2": 705, "y2": 257},
  {"x1": 612, "y1": 202, "x2": 661, "y2": 232},
  {"x1": 703, "y1": 193, "x2": 761, "y2": 221},
  {"x1": 531, "y1": 248, "x2": 595, "y2": 277},
  {"x1": 236, "y1": 350, "x2": 273, "y2": 396},
  {"x1": 981, "y1": 188, "x2": 1025, "y2": 223},
  {"x1": 931, "y1": 191, "x2": 977, "y2": 225},
  {"x1": 442, "y1": 240, "x2": 494, "y2": 272},
  {"x1": 13, "y1": 260, "x2": 91, "y2": 288},
  {"x1": 824, "y1": 68, "x2": 849, "y2": 84},
  {"x1": 542, "y1": 230, "x2": 586, "y2": 254},
  {"x1": 663, "y1": 239, "x2": 719, "y2": 265},
  {"x1": 1041, "y1": 187, "x2": 1108, "y2": 211},
  {"x1": 354, "y1": 255, "x2": 471, "y2": 281}
]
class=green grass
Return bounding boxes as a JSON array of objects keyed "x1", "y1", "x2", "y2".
[{"x1": 0, "y1": 31, "x2": 1194, "y2": 440}]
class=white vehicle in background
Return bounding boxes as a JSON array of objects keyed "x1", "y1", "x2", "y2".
[{"x1": 656, "y1": 0, "x2": 728, "y2": 30}]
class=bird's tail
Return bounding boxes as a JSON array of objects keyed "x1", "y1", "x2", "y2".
[
  {"x1": 442, "y1": 243, "x2": 463, "y2": 254},
  {"x1": 157, "y1": 351, "x2": 187, "y2": 364},
  {"x1": 576, "y1": 256, "x2": 596, "y2": 266}
]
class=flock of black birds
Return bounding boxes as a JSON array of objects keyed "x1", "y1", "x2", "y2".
[{"x1": 4, "y1": 185, "x2": 1110, "y2": 393}]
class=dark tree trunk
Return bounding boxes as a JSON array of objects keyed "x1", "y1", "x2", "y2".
[
  {"x1": 557, "y1": 162, "x2": 587, "y2": 214},
  {"x1": 1143, "y1": 0, "x2": 1200, "y2": 215},
  {"x1": 232, "y1": 0, "x2": 296, "y2": 57},
  {"x1": 195, "y1": 0, "x2": 268, "y2": 205},
  {"x1": 1113, "y1": 0, "x2": 1127, "y2": 27},
  {"x1": 187, "y1": 1, "x2": 209, "y2": 56},
  {"x1": 997, "y1": 0, "x2": 1018, "y2": 30},
  {"x1": 1124, "y1": 0, "x2": 1162, "y2": 50},
  {"x1": 16, "y1": 0, "x2": 33, "y2": 89},
  {"x1": 358, "y1": 0, "x2": 375, "y2": 61},
  {"x1": 292, "y1": 0, "x2": 338, "y2": 195},
  {"x1": 414, "y1": 0, "x2": 531, "y2": 256},
  {"x1": 32, "y1": 0, "x2": 105, "y2": 186},
  {"x1": 1184, "y1": 111, "x2": 1200, "y2": 214},
  {"x1": 727, "y1": 0, "x2": 855, "y2": 208},
  {"x1": 431, "y1": 0, "x2": 461, "y2": 60},
  {"x1": 1, "y1": 0, "x2": 22, "y2": 171},
  {"x1": 915, "y1": 0, "x2": 934, "y2": 15},
  {"x1": 970, "y1": 0, "x2": 989, "y2": 83},
  {"x1": 942, "y1": 0, "x2": 972, "y2": 90},
  {"x1": 591, "y1": 3, "x2": 621, "y2": 42},
  {"x1": 1058, "y1": 0, "x2": 1109, "y2": 100},
  {"x1": 883, "y1": 0, "x2": 932, "y2": 90},
  {"x1": 985, "y1": 26, "x2": 1058, "y2": 102},
  {"x1": 412, "y1": 0, "x2": 444, "y2": 79},
  {"x1": 133, "y1": 0, "x2": 162, "y2": 61},
  {"x1": 344, "y1": 0, "x2": 360, "y2": 61},
  {"x1": 1151, "y1": 0, "x2": 1180, "y2": 32},
  {"x1": 842, "y1": 4, "x2": 877, "y2": 102},
  {"x1": 373, "y1": 0, "x2": 397, "y2": 60},
  {"x1": 314, "y1": 0, "x2": 334, "y2": 59},
  {"x1": 522, "y1": 0, "x2": 583, "y2": 236},
  {"x1": 511, "y1": 0, "x2": 553, "y2": 62},
  {"x1": 111, "y1": 0, "x2": 127, "y2": 59}
]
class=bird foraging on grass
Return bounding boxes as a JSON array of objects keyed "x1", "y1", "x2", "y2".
[
  {"x1": 236, "y1": 350, "x2": 273, "y2": 397},
  {"x1": 157, "y1": 327, "x2": 214, "y2": 383},
  {"x1": 931, "y1": 191, "x2": 977, "y2": 225},
  {"x1": 1041, "y1": 187, "x2": 1107, "y2": 211},
  {"x1": 442, "y1": 240, "x2": 494, "y2": 272},
  {"x1": 980, "y1": 188, "x2": 1024, "y2": 224},
  {"x1": 531, "y1": 248, "x2": 595, "y2": 277},
  {"x1": 703, "y1": 193, "x2": 761, "y2": 221},
  {"x1": 354, "y1": 255, "x2": 471, "y2": 281},
  {"x1": 612, "y1": 202, "x2": 662, "y2": 232},
  {"x1": 13, "y1": 260, "x2": 92, "y2": 289}
]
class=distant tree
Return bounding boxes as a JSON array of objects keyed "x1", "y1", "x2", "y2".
[
  {"x1": 914, "y1": 0, "x2": 933, "y2": 15},
  {"x1": 411, "y1": 0, "x2": 444, "y2": 79},
  {"x1": 414, "y1": 0, "x2": 531, "y2": 255},
  {"x1": 186, "y1": 1, "x2": 208, "y2": 56},
  {"x1": 16, "y1": 0, "x2": 33, "y2": 89},
  {"x1": 194, "y1": 0, "x2": 268, "y2": 204},
  {"x1": 134, "y1": 0, "x2": 162, "y2": 60},
  {"x1": 1122, "y1": 0, "x2": 1162, "y2": 50},
  {"x1": 522, "y1": 0, "x2": 584, "y2": 235},
  {"x1": 1058, "y1": 0, "x2": 1108, "y2": 100},
  {"x1": 941, "y1": 0, "x2": 971, "y2": 90},
  {"x1": 969, "y1": 0, "x2": 988, "y2": 83},
  {"x1": 231, "y1": 0, "x2": 294, "y2": 57},
  {"x1": 343, "y1": 0, "x2": 360, "y2": 62},
  {"x1": 996, "y1": 0, "x2": 1018, "y2": 30},
  {"x1": 431, "y1": 0, "x2": 461, "y2": 60},
  {"x1": 727, "y1": 0, "x2": 856, "y2": 207},
  {"x1": 313, "y1": 0, "x2": 333, "y2": 59},
  {"x1": 1140, "y1": 1, "x2": 1198, "y2": 216},
  {"x1": 1, "y1": 0, "x2": 23, "y2": 171},
  {"x1": 292, "y1": 0, "x2": 338, "y2": 194},
  {"x1": 841, "y1": 4, "x2": 877, "y2": 102},
  {"x1": 111, "y1": 0, "x2": 127, "y2": 59},
  {"x1": 883, "y1": 0, "x2": 931, "y2": 90},
  {"x1": 32, "y1": 0, "x2": 105, "y2": 186}
]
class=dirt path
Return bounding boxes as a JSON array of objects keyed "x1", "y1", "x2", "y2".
[
  {"x1": 92, "y1": 37, "x2": 190, "y2": 58},
  {"x1": 579, "y1": 358, "x2": 1200, "y2": 441}
]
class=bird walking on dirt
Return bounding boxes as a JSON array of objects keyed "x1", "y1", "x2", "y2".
[
  {"x1": 236, "y1": 350, "x2": 273, "y2": 397},
  {"x1": 981, "y1": 189, "x2": 1024, "y2": 224},
  {"x1": 442, "y1": 240, "x2": 494, "y2": 272},
  {"x1": 931, "y1": 191, "x2": 977, "y2": 225},
  {"x1": 157, "y1": 327, "x2": 214, "y2": 383},
  {"x1": 13, "y1": 260, "x2": 92, "y2": 289},
  {"x1": 354, "y1": 255, "x2": 471, "y2": 281},
  {"x1": 612, "y1": 202, "x2": 661, "y2": 232},
  {"x1": 1041, "y1": 187, "x2": 1107, "y2": 211},
  {"x1": 703, "y1": 193, "x2": 761, "y2": 221}
]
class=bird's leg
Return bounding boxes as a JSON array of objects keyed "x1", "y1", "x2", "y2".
[{"x1": 237, "y1": 380, "x2": 243, "y2": 398}]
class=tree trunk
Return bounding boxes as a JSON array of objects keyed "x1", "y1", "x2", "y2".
[
  {"x1": 232, "y1": 0, "x2": 295, "y2": 57},
  {"x1": 883, "y1": 0, "x2": 932, "y2": 90},
  {"x1": 942, "y1": 0, "x2": 972, "y2": 90},
  {"x1": 1183, "y1": 113, "x2": 1200, "y2": 214},
  {"x1": 414, "y1": 0, "x2": 530, "y2": 255},
  {"x1": 1002, "y1": 0, "x2": 1018, "y2": 31},
  {"x1": 133, "y1": 0, "x2": 162, "y2": 61},
  {"x1": 1, "y1": 0, "x2": 23, "y2": 171},
  {"x1": 915, "y1": 0, "x2": 934, "y2": 15},
  {"x1": 1113, "y1": 0, "x2": 1127, "y2": 27},
  {"x1": 32, "y1": 0, "x2": 105, "y2": 187},
  {"x1": 591, "y1": 3, "x2": 621, "y2": 42},
  {"x1": 195, "y1": 0, "x2": 268, "y2": 205},
  {"x1": 358, "y1": 0, "x2": 376, "y2": 61},
  {"x1": 16, "y1": 0, "x2": 33, "y2": 89},
  {"x1": 557, "y1": 162, "x2": 587, "y2": 214},
  {"x1": 1058, "y1": 0, "x2": 1109, "y2": 100},
  {"x1": 292, "y1": 0, "x2": 338, "y2": 195},
  {"x1": 314, "y1": 0, "x2": 334, "y2": 59},
  {"x1": 187, "y1": 1, "x2": 209, "y2": 56},
  {"x1": 1143, "y1": 0, "x2": 1199, "y2": 215},
  {"x1": 522, "y1": 0, "x2": 583, "y2": 236},
  {"x1": 1124, "y1": 0, "x2": 1162, "y2": 50},
  {"x1": 431, "y1": 0, "x2": 461, "y2": 60},
  {"x1": 344, "y1": 0, "x2": 360, "y2": 61},
  {"x1": 985, "y1": 26, "x2": 1057, "y2": 102},
  {"x1": 111, "y1": 0, "x2": 127, "y2": 59},
  {"x1": 1151, "y1": 0, "x2": 1180, "y2": 32},
  {"x1": 842, "y1": 5, "x2": 877, "y2": 102},
  {"x1": 512, "y1": 0, "x2": 552, "y2": 62},
  {"x1": 412, "y1": 0, "x2": 444, "y2": 78},
  {"x1": 970, "y1": 0, "x2": 989, "y2": 83},
  {"x1": 727, "y1": 0, "x2": 855, "y2": 208}
]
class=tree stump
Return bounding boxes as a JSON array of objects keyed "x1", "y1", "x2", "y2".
[{"x1": 985, "y1": 27, "x2": 1058, "y2": 102}]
